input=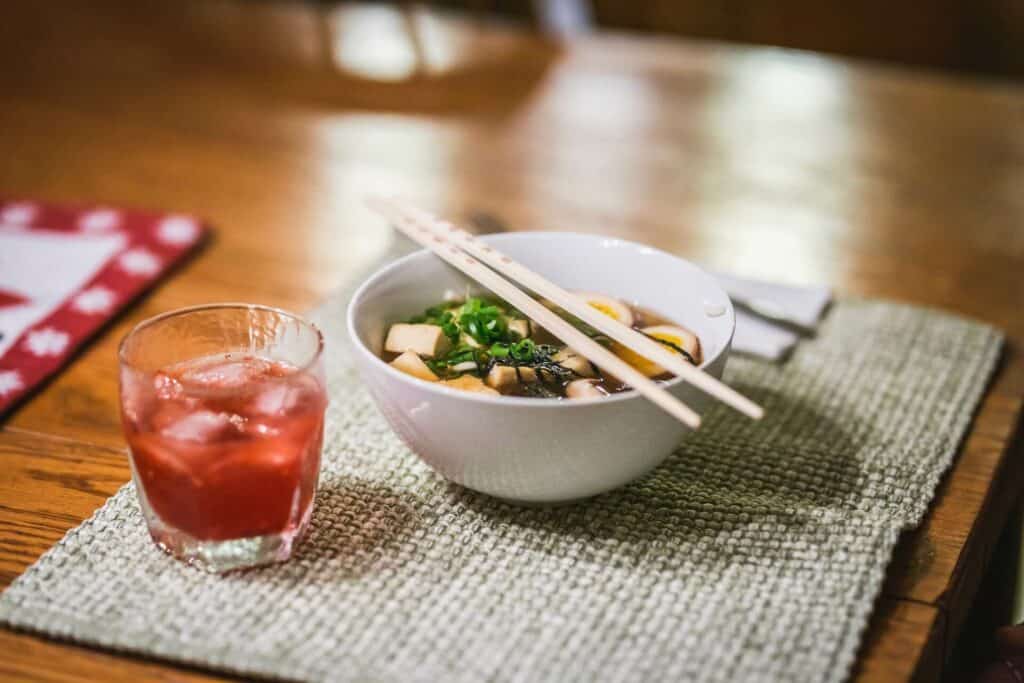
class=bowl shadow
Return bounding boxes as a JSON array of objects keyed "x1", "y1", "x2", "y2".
[{"x1": 446, "y1": 381, "x2": 874, "y2": 565}]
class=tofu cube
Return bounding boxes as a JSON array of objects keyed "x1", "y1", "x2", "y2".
[
  {"x1": 486, "y1": 365, "x2": 537, "y2": 389},
  {"x1": 389, "y1": 351, "x2": 438, "y2": 382},
  {"x1": 441, "y1": 375, "x2": 500, "y2": 395},
  {"x1": 385, "y1": 324, "x2": 451, "y2": 358},
  {"x1": 507, "y1": 319, "x2": 531, "y2": 340}
]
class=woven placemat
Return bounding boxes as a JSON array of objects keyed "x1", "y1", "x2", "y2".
[{"x1": 0, "y1": 260, "x2": 1003, "y2": 682}]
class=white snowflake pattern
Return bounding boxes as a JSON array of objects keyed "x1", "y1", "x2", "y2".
[
  {"x1": 0, "y1": 202, "x2": 37, "y2": 225},
  {"x1": 79, "y1": 208, "x2": 121, "y2": 233},
  {"x1": 24, "y1": 327, "x2": 70, "y2": 357},
  {"x1": 72, "y1": 286, "x2": 117, "y2": 314},
  {"x1": 118, "y1": 248, "x2": 161, "y2": 276},
  {"x1": 157, "y1": 216, "x2": 200, "y2": 245},
  {"x1": 0, "y1": 370, "x2": 24, "y2": 397}
]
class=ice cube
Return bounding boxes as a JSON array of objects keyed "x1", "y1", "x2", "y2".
[
  {"x1": 153, "y1": 372, "x2": 183, "y2": 400},
  {"x1": 129, "y1": 433, "x2": 203, "y2": 485},
  {"x1": 159, "y1": 410, "x2": 238, "y2": 443},
  {"x1": 243, "y1": 437, "x2": 296, "y2": 470},
  {"x1": 178, "y1": 356, "x2": 271, "y2": 391},
  {"x1": 252, "y1": 384, "x2": 298, "y2": 416},
  {"x1": 240, "y1": 419, "x2": 281, "y2": 438},
  {"x1": 206, "y1": 435, "x2": 295, "y2": 485}
]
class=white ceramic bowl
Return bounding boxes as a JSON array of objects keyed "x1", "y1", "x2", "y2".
[{"x1": 347, "y1": 232, "x2": 735, "y2": 504}]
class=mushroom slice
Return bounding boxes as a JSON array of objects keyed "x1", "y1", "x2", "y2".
[
  {"x1": 566, "y1": 379, "x2": 608, "y2": 399},
  {"x1": 575, "y1": 292, "x2": 635, "y2": 327},
  {"x1": 389, "y1": 351, "x2": 439, "y2": 382},
  {"x1": 613, "y1": 324, "x2": 700, "y2": 377}
]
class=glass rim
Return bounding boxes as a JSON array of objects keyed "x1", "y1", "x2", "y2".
[{"x1": 118, "y1": 302, "x2": 325, "y2": 375}]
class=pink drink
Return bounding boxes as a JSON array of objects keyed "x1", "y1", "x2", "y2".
[
  {"x1": 119, "y1": 304, "x2": 326, "y2": 572},
  {"x1": 123, "y1": 355, "x2": 325, "y2": 545}
]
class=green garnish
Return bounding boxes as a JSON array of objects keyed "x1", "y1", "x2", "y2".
[
  {"x1": 457, "y1": 298, "x2": 507, "y2": 345},
  {"x1": 404, "y1": 296, "x2": 595, "y2": 385},
  {"x1": 510, "y1": 338, "x2": 537, "y2": 362}
]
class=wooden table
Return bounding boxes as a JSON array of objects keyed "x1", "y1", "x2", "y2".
[{"x1": 2, "y1": 1, "x2": 1023, "y2": 680}]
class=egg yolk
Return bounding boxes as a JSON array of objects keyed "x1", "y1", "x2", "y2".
[
  {"x1": 588, "y1": 302, "x2": 621, "y2": 321},
  {"x1": 612, "y1": 332, "x2": 682, "y2": 377},
  {"x1": 649, "y1": 332, "x2": 683, "y2": 349}
]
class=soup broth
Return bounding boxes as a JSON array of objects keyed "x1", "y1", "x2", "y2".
[{"x1": 381, "y1": 292, "x2": 702, "y2": 399}]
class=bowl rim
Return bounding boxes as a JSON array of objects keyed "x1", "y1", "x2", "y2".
[{"x1": 346, "y1": 231, "x2": 735, "y2": 409}]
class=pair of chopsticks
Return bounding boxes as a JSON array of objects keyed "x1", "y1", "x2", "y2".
[{"x1": 366, "y1": 197, "x2": 764, "y2": 429}]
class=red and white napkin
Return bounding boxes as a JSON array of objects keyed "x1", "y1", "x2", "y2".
[{"x1": 0, "y1": 199, "x2": 207, "y2": 417}]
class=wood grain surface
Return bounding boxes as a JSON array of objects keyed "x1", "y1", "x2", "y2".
[{"x1": 1, "y1": 1, "x2": 1022, "y2": 681}]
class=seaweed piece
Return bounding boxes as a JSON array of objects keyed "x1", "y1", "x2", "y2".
[{"x1": 646, "y1": 334, "x2": 698, "y2": 365}]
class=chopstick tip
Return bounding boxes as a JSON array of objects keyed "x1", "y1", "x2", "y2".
[{"x1": 739, "y1": 402, "x2": 765, "y2": 420}]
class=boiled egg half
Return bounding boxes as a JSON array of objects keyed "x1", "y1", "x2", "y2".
[
  {"x1": 613, "y1": 325, "x2": 700, "y2": 377},
  {"x1": 576, "y1": 292, "x2": 635, "y2": 327}
]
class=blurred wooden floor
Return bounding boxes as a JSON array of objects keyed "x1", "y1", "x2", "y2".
[{"x1": 1, "y1": 1, "x2": 1023, "y2": 681}]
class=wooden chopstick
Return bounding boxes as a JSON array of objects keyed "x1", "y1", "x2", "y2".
[
  {"x1": 367, "y1": 198, "x2": 704, "y2": 429},
  {"x1": 377, "y1": 198, "x2": 764, "y2": 421}
]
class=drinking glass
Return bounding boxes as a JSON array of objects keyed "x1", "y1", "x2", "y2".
[{"x1": 119, "y1": 304, "x2": 326, "y2": 572}]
